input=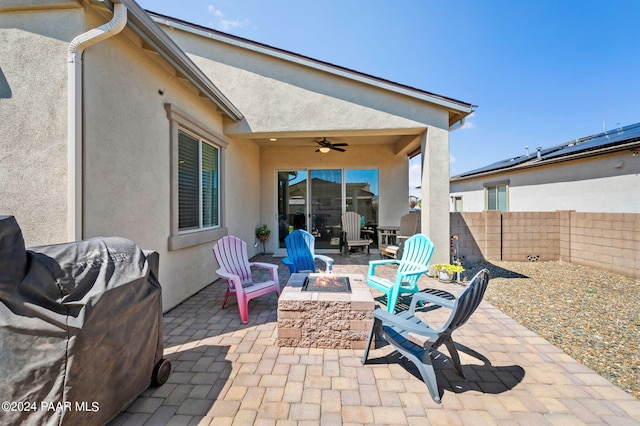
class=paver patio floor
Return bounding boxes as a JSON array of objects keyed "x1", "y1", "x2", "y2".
[{"x1": 110, "y1": 253, "x2": 640, "y2": 425}]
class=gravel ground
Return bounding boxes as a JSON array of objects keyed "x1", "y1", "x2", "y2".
[{"x1": 459, "y1": 260, "x2": 639, "y2": 400}]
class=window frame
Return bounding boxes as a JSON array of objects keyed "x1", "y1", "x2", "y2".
[
  {"x1": 166, "y1": 104, "x2": 228, "y2": 250},
  {"x1": 452, "y1": 195, "x2": 463, "y2": 212},
  {"x1": 484, "y1": 180, "x2": 509, "y2": 212}
]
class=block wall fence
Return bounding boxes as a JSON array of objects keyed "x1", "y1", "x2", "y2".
[{"x1": 450, "y1": 211, "x2": 639, "y2": 279}]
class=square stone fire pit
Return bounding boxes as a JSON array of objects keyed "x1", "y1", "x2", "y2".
[{"x1": 277, "y1": 273, "x2": 375, "y2": 349}]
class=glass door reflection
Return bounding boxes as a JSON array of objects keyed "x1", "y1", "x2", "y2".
[
  {"x1": 277, "y1": 168, "x2": 379, "y2": 250},
  {"x1": 310, "y1": 169, "x2": 342, "y2": 250},
  {"x1": 345, "y1": 169, "x2": 379, "y2": 248},
  {"x1": 277, "y1": 170, "x2": 307, "y2": 248}
]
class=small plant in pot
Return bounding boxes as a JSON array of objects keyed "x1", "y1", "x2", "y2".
[
  {"x1": 256, "y1": 224, "x2": 271, "y2": 241},
  {"x1": 433, "y1": 263, "x2": 464, "y2": 282}
]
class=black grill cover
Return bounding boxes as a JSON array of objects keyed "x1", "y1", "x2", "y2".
[{"x1": 0, "y1": 216, "x2": 164, "y2": 425}]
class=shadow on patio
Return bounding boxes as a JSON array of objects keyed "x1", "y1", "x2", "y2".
[{"x1": 110, "y1": 253, "x2": 640, "y2": 425}]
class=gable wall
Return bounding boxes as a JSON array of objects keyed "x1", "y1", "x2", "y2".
[{"x1": 156, "y1": 25, "x2": 451, "y2": 135}]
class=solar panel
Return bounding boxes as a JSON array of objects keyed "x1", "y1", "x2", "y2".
[
  {"x1": 456, "y1": 155, "x2": 530, "y2": 177},
  {"x1": 454, "y1": 122, "x2": 640, "y2": 178},
  {"x1": 455, "y1": 145, "x2": 562, "y2": 177},
  {"x1": 542, "y1": 123, "x2": 640, "y2": 161}
]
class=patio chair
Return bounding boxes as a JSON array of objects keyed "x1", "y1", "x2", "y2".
[
  {"x1": 379, "y1": 212, "x2": 419, "y2": 259},
  {"x1": 341, "y1": 211, "x2": 372, "y2": 254},
  {"x1": 361, "y1": 269, "x2": 490, "y2": 403},
  {"x1": 283, "y1": 229, "x2": 334, "y2": 273},
  {"x1": 212, "y1": 236, "x2": 280, "y2": 324},
  {"x1": 366, "y1": 234, "x2": 434, "y2": 312}
]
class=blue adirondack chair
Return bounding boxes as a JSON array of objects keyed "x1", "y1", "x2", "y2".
[
  {"x1": 366, "y1": 234, "x2": 435, "y2": 313},
  {"x1": 361, "y1": 269, "x2": 490, "y2": 403},
  {"x1": 283, "y1": 229, "x2": 334, "y2": 273}
]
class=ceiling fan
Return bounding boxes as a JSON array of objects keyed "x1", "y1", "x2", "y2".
[{"x1": 315, "y1": 137, "x2": 348, "y2": 153}]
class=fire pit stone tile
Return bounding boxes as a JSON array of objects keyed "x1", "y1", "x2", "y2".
[
  {"x1": 317, "y1": 293, "x2": 351, "y2": 302},
  {"x1": 277, "y1": 273, "x2": 375, "y2": 349}
]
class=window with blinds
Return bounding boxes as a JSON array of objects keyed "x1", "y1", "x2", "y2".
[
  {"x1": 202, "y1": 142, "x2": 219, "y2": 228},
  {"x1": 178, "y1": 129, "x2": 219, "y2": 231}
]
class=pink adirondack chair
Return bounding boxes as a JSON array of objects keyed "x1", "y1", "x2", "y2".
[{"x1": 212, "y1": 236, "x2": 280, "y2": 324}]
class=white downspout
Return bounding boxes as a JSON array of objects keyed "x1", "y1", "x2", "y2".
[{"x1": 67, "y1": 2, "x2": 127, "y2": 241}]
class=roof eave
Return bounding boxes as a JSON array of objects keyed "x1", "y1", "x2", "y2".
[{"x1": 97, "y1": 0, "x2": 243, "y2": 122}]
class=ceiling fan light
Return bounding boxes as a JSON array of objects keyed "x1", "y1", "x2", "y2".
[{"x1": 319, "y1": 147, "x2": 330, "y2": 153}]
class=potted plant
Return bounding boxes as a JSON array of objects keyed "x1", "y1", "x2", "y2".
[
  {"x1": 433, "y1": 263, "x2": 464, "y2": 282},
  {"x1": 256, "y1": 224, "x2": 271, "y2": 241}
]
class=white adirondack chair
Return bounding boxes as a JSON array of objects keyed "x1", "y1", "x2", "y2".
[{"x1": 341, "y1": 211, "x2": 372, "y2": 254}]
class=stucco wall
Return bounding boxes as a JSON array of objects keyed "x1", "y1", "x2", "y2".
[
  {"x1": 224, "y1": 136, "x2": 262, "y2": 249},
  {"x1": 420, "y1": 127, "x2": 451, "y2": 265},
  {"x1": 450, "y1": 151, "x2": 640, "y2": 213},
  {"x1": 159, "y1": 26, "x2": 449, "y2": 135},
  {"x1": 0, "y1": 8, "x2": 84, "y2": 245},
  {"x1": 160, "y1": 23, "x2": 459, "y2": 263},
  {"x1": 78, "y1": 13, "x2": 259, "y2": 311},
  {"x1": 0, "y1": 4, "x2": 260, "y2": 311},
  {"x1": 2, "y1": 4, "x2": 460, "y2": 312}
]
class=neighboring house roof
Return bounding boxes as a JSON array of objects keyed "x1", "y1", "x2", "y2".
[
  {"x1": 103, "y1": 0, "x2": 243, "y2": 121},
  {"x1": 451, "y1": 122, "x2": 640, "y2": 181},
  {"x1": 145, "y1": 11, "x2": 474, "y2": 127}
]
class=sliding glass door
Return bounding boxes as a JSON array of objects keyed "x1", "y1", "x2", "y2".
[
  {"x1": 277, "y1": 169, "x2": 378, "y2": 250},
  {"x1": 345, "y1": 169, "x2": 378, "y2": 226},
  {"x1": 277, "y1": 171, "x2": 307, "y2": 246},
  {"x1": 309, "y1": 170, "x2": 342, "y2": 249}
]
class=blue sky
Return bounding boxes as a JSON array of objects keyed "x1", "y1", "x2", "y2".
[{"x1": 137, "y1": 0, "x2": 640, "y2": 192}]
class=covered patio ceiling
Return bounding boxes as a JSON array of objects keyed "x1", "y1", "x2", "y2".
[{"x1": 248, "y1": 130, "x2": 424, "y2": 157}]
